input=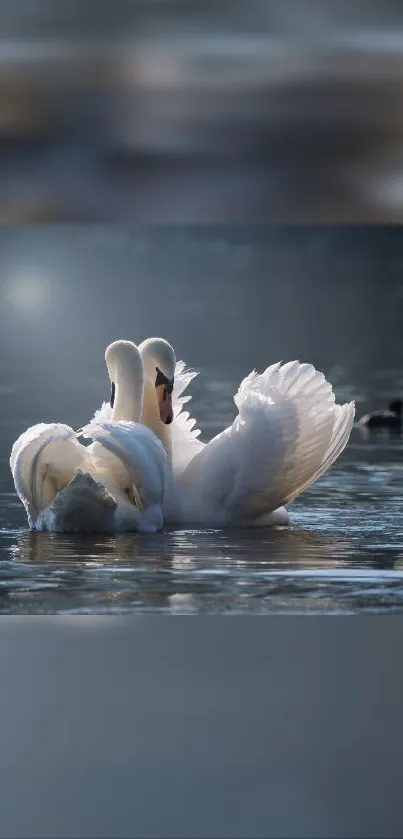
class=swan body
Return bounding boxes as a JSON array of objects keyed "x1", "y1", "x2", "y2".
[
  {"x1": 94, "y1": 339, "x2": 355, "y2": 527},
  {"x1": 10, "y1": 341, "x2": 167, "y2": 534}
]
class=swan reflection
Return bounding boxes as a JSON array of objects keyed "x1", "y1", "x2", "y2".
[{"x1": 3, "y1": 520, "x2": 380, "y2": 615}]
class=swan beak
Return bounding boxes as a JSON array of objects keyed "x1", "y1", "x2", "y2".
[{"x1": 156, "y1": 384, "x2": 173, "y2": 425}]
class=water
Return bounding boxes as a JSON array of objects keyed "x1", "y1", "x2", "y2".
[{"x1": 1, "y1": 396, "x2": 402, "y2": 615}]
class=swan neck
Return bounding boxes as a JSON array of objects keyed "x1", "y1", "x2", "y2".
[
  {"x1": 112, "y1": 357, "x2": 143, "y2": 423},
  {"x1": 141, "y1": 379, "x2": 172, "y2": 461}
]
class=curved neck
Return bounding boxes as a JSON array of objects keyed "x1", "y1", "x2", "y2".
[
  {"x1": 141, "y1": 379, "x2": 172, "y2": 461},
  {"x1": 112, "y1": 355, "x2": 143, "y2": 423}
]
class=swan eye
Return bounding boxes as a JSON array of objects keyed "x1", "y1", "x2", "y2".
[{"x1": 110, "y1": 381, "x2": 116, "y2": 408}]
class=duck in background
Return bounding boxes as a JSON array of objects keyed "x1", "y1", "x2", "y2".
[{"x1": 359, "y1": 399, "x2": 402, "y2": 434}]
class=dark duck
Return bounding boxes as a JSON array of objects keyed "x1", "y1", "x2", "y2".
[{"x1": 359, "y1": 399, "x2": 402, "y2": 432}]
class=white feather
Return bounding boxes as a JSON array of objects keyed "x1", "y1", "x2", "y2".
[
  {"x1": 170, "y1": 360, "x2": 204, "y2": 476},
  {"x1": 91, "y1": 400, "x2": 113, "y2": 423}
]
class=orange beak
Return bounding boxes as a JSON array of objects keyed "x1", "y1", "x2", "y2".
[{"x1": 156, "y1": 384, "x2": 173, "y2": 424}]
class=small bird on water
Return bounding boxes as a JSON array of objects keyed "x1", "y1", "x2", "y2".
[{"x1": 359, "y1": 399, "x2": 402, "y2": 433}]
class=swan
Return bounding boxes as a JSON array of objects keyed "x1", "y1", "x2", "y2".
[
  {"x1": 94, "y1": 338, "x2": 356, "y2": 527},
  {"x1": 10, "y1": 340, "x2": 167, "y2": 534}
]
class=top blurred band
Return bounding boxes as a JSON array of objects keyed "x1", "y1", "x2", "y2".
[{"x1": 1, "y1": 0, "x2": 403, "y2": 222}]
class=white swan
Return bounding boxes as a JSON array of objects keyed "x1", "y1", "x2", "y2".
[
  {"x1": 10, "y1": 340, "x2": 167, "y2": 534},
  {"x1": 94, "y1": 338, "x2": 356, "y2": 527}
]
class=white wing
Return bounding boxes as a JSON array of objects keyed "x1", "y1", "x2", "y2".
[
  {"x1": 10, "y1": 423, "x2": 86, "y2": 526},
  {"x1": 81, "y1": 420, "x2": 167, "y2": 510},
  {"x1": 171, "y1": 360, "x2": 204, "y2": 477},
  {"x1": 179, "y1": 361, "x2": 355, "y2": 522}
]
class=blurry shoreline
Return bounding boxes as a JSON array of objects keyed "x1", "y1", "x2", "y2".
[{"x1": 1, "y1": 4, "x2": 403, "y2": 220}]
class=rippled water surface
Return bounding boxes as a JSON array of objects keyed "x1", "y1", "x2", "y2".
[{"x1": 1, "y1": 423, "x2": 402, "y2": 614}]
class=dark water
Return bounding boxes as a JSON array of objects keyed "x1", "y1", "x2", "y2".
[{"x1": 1, "y1": 228, "x2": 403, "y2": 614}]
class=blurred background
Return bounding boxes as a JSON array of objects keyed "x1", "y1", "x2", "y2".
[
  {"x1": 2, "y1": 0, "x2": 403, "y2": 221},
  {"x1": 0, "y1": 224, "x2": 402, "y2": 442}
]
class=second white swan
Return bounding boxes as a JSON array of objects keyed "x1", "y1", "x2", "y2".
[{"x1": 94, "y1": 337, "x2": 355, "y2": 527}]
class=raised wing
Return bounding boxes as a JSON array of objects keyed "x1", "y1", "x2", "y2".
[
  {"x1": 179, "y1": 361, "x2": 355, "y2": 521},
  {"x1": 10, "y1": 423, "x2": 85, "y2": 526}
]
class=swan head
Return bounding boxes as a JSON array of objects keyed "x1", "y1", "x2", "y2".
[
  {"x1": 105, "y1": 340, "x2": 144, "y2": 418},
  {"x1": 138, "y1": 337, "x2": 176, "y2": 425}
]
